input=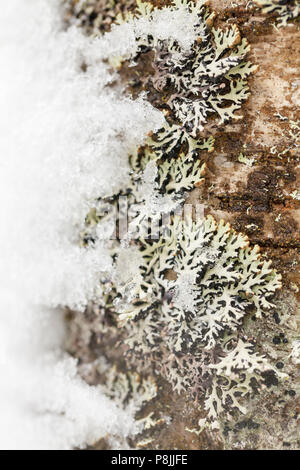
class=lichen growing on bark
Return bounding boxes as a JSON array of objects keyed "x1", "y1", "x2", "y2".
[
  {"x1": 116, "y1": 0, "x2": 257, "y2": 137},
  {"x1": 105, "y1": 214, "x2": 283, "y2": 429},
  {"x1": 63, "y1": 0, "x2": 137, "y2": 34},
  {"x1": 63, "y1": 0, "x2": 300, "y2": 451}
]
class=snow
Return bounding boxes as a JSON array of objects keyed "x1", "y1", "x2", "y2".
[
  {"x1": 0, "y1": 0, "x2": 203, "y2": 449},
  {"x1": 0, "y1": 0, "x2": 166, "y2": 450},
  {"x1": 130, "y1": 7, "x2": 200, "y2": 51}
]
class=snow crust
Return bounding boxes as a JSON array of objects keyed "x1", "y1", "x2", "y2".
[{"x1": 0, "y1": 0, "x2": 172, "y2": 449}]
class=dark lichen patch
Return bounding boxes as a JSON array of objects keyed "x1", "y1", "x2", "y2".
[
  {"x1": 130, "y1": 379, "x2": 224, "y2": 450},
  {"x1": 246, "y1": 167, "x2": 288, "y2": 201},
  {"x1": 254, "y1": 0, "x2": 300, "y2": 29},
  {"x1": 271, "y1": 213, "x2": 298, "y2": 238},
  {"x1": 262, "y1": 369, "x2": 279, "y2": 388},
  {"x1": 118, "y1": 51, "x2": 159, "y2": 102},
  {"x1": 232, "y1": 166, "x2": 296, "y2": 208},
  {"x1": 226, "y1": 417, "x2": 260, "y2": 435}
]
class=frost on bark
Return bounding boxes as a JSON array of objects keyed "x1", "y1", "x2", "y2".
[{"x1": 64, "y1": 0, "x2": 299, "y2": 450}]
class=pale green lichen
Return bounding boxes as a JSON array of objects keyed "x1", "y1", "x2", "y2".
[
  {"x1": 79, "y1": 159, "x2": 284, "y2": 429},
  {"x1": 289, "y1": 340, "x2": 300, "y2": 364},
  {"x1": 105, "y1": 366, "x2": 157, "y2": 408},
  {"x1": 238, "y1": 152, "x2": 255, "y2": 167}
]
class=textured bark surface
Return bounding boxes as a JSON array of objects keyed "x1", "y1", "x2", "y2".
[{"x1": 64, "y1": 0, "x2": 299, "y2": 449}]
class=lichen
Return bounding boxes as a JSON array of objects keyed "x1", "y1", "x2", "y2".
[
  {"x1": 117, "y1": 0, "x2": 257, "y2": 137},
  {"x1": 65, "y1": 0, "x2": 294, "y2": 440},
  {"x1": 255, "y1": 0, "x2": 300, "y2": 27},
  {"x1": 108, "y1": 214, "x2": 283, "y2": 428},
  {"x1": 63, "y1": 0, "x2": 137, "y2": 34},
  {"x1": 105, "y1": 366, "x2": 157, "y2": 411},
  {"x1": 80, "y1": 121, "x2": 209, "y2": 245},
  {"x1": 289, "y1": 339, "x2": 300, "y2": 365}
]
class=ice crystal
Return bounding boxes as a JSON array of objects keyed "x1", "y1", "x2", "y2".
[
  {"x1": 63, "y1": 0, "x2": 281, "y2": 434},
  {"x1": 102, "y1": 366, "x2": 162, "y2": 434}
]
